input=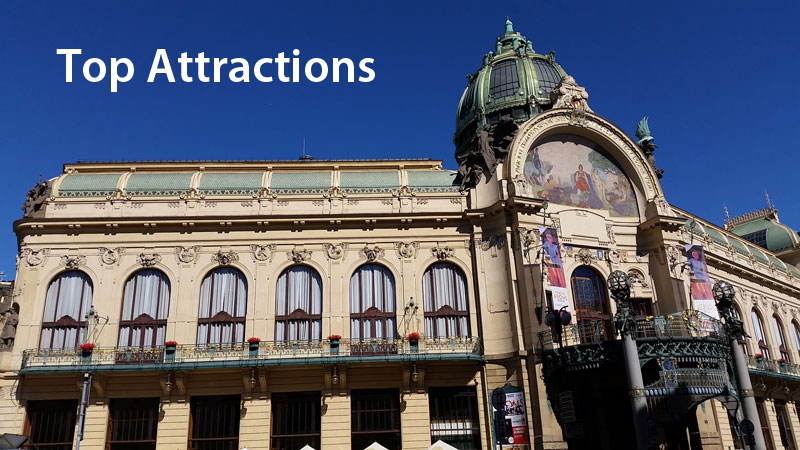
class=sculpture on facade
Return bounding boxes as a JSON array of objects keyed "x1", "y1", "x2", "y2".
[
  {"x1": 21, "y1": 176, "x2": 51, "y2": 218},
  {"x1": 456, "y1": 118, "x2": 519, "y2": 189},
  {"x1": 635, "y1": 117, "x2": 664, "y2": 179},
  {"x1": 550, "y1": 75, "x2": 593, "y2": 126},
  {"x1": 0, "y1": 303, "x2": 18, "y2": 351}
]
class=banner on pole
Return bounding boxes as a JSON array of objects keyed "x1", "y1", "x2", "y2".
[
  {"x1": 540, "y1": 227, "x2": 569, "y2": 311},
  {"x1": 685, "y1": 244, "x2": 719, "y2": 319}
]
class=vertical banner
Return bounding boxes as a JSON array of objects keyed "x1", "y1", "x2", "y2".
[
  {"x1": 540, "y1": 227, "x2": 569, "y2": 311},
  {"x1": 491, "y1": 387, "x2": 530, "y2": 449},
  {"x1": 685, "y1": 244, "x2": 719, "y2": 319}
]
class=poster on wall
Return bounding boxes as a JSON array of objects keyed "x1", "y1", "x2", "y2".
[
  {"x1": 492, "y1": 387, "x2": 530, "y2": 449},
  {"x1": 539, "y1": 227, "x2": 569, "y2": 312},
  {"x1": 685, "y1": 244, "x2": 719, "y2": 319}
]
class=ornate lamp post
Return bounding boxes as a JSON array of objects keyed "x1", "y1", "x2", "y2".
[
  {"x1": 608, "y1": 270, "x2": 650, "y2": 450},
  {"x1": 713, "y1": 280, "x2": 766, "y2": 450}
]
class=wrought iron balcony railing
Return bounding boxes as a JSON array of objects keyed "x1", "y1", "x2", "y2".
[
  {"x1": 538, "y1": 310, "x2": 727, "y2": 350},
  {"x1": 747, "y1": 354, "x2": 800, "y2": 379},
  {"x1": 20, "y1": 337, "x2": 483, "y2": 373}
]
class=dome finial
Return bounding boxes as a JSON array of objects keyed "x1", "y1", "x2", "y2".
[{"x1": 505, "y1": 18, "x2": 514, "y2": 34}]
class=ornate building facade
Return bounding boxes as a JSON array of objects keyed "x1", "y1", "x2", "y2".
[{"x1": 1, "y1": 20, "x2": 800, "y2": 450}]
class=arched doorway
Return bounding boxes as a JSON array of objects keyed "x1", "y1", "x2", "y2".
[{"x1": 570, "y1": 266, "x2": 613, "y2": 343}]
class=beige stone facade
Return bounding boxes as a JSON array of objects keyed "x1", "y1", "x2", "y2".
[{"x1": 3, "y1": 33, "x2": 800, "y2": 450}]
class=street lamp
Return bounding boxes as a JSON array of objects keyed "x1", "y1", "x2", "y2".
[{"x1": 713, "y1": 280, "x2": 766, "y2": 450}]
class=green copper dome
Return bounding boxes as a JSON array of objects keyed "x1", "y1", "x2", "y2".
[
  {"x1": 730, "y1": 218, "x2": 800, "y2": 253},
  {"x1": 454, "y1": 20, "x2": 568, "y2": 156}
]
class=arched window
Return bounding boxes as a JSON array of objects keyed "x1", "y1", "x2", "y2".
[
  {"x1": 197, "y1": 268, "x2": 247, "y2": 345},
  {"x1": 275, "y1": 266, "x2": 322, "y2": 341},
  {"x1": 570, "y1": 266, "x2": 613, "y2": 343},
  {"x1": 732, "y1": 304, "x2": 748, "y2": 355},
  {"x1": 350, "y1": 264, "x2": 396, "y2": 339},
  {"x1": 792, "y1": 321, "x2": 800, "y2": 360},
  {"x1": 118, "y1": 269, "x2": 170, "y2": 348},
  {"x1": 40, "y1": 271, "x2": 93, "y2": 349},
  {"x1": 773, "y1": 315, "x2": 790, "y2": 361},
  {"x1": 751, "y1": 309, "x2": 769, "y2": 358},
  {"x1": 422, "y1": 263, "x2": 469, "y2": 338}
]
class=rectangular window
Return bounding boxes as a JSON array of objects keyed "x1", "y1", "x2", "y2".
[
  {"x1": 189, "y1": 395, "x2": 240, "y2": 450},
  {"x1": 107, "y1": 398, "x2": 159, "y2": 450},
  {"x1": 429, "y1": 387, "x2": 481, "y2": 450},
  {"x1": 351, "y1": 389, "x2": 401, "y2": 450},
  {"x1": 25, "y1": 399, "x2": 78, "y2": 450},
  {"x1": 756, "y1": 399, "x2": 774, "y2": 450},
  {"x1": 271, "y1": 391, "x2": 321, "y2": 450}
]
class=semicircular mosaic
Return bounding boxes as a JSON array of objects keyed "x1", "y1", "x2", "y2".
[{"x1": 523, "y1": 134, "x2": 638, "y2": 217}]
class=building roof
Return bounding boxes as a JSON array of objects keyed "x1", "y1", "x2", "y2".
[{"x1": 725, "y1": 204, "x2": 800, "y2": 253}]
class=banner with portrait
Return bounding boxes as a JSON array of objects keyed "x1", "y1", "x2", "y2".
[
  {"x1": 685, "y1": 244, "x2": 719, "y2": 319},
  {"x1": 539, "y1": 227, "x2": 569, "y2": 311}
]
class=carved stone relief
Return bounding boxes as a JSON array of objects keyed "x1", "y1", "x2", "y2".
[
  {"x1": 175, "y1": 246, "x2": 201, "y2": 264},
  {"x1": 627, "y1": 269, "x2": 649, "y2": 288},
  {"x1": 20, "y1": 248, "x2": 46, "y2": 267},
  {"x1": 250, "y1": 244, "x2": 276, "y2": 262},
  {"x1": 323, "y1": 243, "x2": 347, "y2": 261},
  {"x1": 99, "y1": 247, "x2": 124, "y2": 265},
  {"x1": 575, "y1": 248, "x2": 595, "y2": 266},
  {"x1": 396, "y1": 242, "x2": 420, "y2": 259},
  {"x1": 211, "y1": 251, "x2": 238, "y2": 266},
  {"x1": 607, "y1": 250, "x2": 621, "y2": 266},
  {"x1": 61, "y1": 255, "x2": 86, "y2": 269},
  {"x1": 137, "y1": 253, "x2": 161, "y2": 267},
  {"x1": 360, "y1": 245, "x2": 384, "y2": 262},
  {"x1": 287, "y1": 248, "x2": 312, "y2": 263},
  {"x1": 431, "y1": 246, "x2": 455, "y2": 261}
]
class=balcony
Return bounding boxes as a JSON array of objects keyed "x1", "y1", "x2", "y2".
[
  {"x1": 747, "y1": 355, "x2": 800, "y2": 381},
  {"x1": 19, "y1": 337, "x2": 483, "y2": 374}
]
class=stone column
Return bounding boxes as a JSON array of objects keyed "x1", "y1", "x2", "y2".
[{"x1": 608, "y1": 270, "x2": 649, "y2": 450}]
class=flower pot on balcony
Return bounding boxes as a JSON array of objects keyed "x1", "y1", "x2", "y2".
[
  {"x1": 249, "y1": 342, "x2": 260, "y2": 358},
  {"x1": 164, "y1": 343, "x2": 177, "y2": 362},
  {"x1": 80, "y1": 349, "x2": 93, "y2": 364},
  {"x1": 409, "y1": 339, "x2": 419, "y2": 353},
  {"x1": 330, "y1": 338, "x2": 340, "y2": 355}
]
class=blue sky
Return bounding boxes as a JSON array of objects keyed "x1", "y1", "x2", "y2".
[{"x1": 1, "y1": 1, "x2": 798, "y2": 276}]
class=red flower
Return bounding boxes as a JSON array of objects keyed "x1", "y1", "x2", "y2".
[
  {"x1": 778, "y1": 358, "x2": 787, "y2": 363},
  {"x1": 407, "y1": 332, "x2": 421, "y2": 341},
  {"x1": 755, "y1": 353, "x2": 763, "y2": 358},
  {"x1": 247, "y1": 337, "x2": 261, "y2": 343},
  {"x1": 79, "y1": 343, "x2": 95, "y2": 351},
  {"x1": 328, "y1": 335, "x2": 342, "y2": 340},
  {"x1": 164, "y1": 341, "x2": 178, "y2": 346}
]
